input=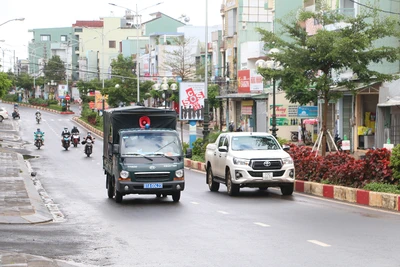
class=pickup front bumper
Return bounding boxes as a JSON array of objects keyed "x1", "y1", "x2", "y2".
[{"x1": 231, "y1": 167, "x2": 295, "y2": 186}]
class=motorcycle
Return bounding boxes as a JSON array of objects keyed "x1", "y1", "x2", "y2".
[
  {"x1": 62, "y1": 134, "x2": 71, "y2": 150},
  {"x1": 36, "y1": 113, "x2": 41, "y2": 124},
  {"x1": 290, "y1": 131, "x2": 299, "y2": 142},
  {"x1": 34, "y1": 133, "x2": 44, "y2": 150},
  {"x1": 335, "y1": 134, "x2": 343, "y2": 152},
  {"x1": 72, "y1": 133, "x2": 80, "y2": 147},
  {"x1": 12, "y1": 110, "x2": 20, "y2": 120},
  {"x1": 84, "y1": 138, "x2": 94, "y2": 157}
]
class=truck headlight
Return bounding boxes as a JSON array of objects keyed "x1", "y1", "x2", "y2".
[
  {"x1": 233, "y1": 157, "x2": 250, "y2": 166},
  {"x1": 120, "y1": 170, "x2": 129, "y2": 179},
  {"x1": 282, "y1": 157, "x2": 293, "y2": 165},
  {"x1": 175, "y1": 169, "x2": 184, "y2": 178}
]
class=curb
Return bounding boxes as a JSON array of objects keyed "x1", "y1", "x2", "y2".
[
  {"x1": 184, "y1": 159, "x2": 400, "y2": 212},
  {"x1": 1, "y1": 101, "x2": 75, "y2": 115}
]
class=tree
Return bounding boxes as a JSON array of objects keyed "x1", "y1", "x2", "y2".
[
  {"x1": 44, "y1": 55, "x2": 66, "y2": 83},
  {"x1": 16, "y1": 73, "x2": 34, "y2": 90},
  {"x1": 0, "y1": 72, "x2": 12, "y2": 98},
  {"x1": 162, "y1": 37, "x2": 196, "y2": 81},
  {"x1": 207, "y1": 84, "x2": 223, "y2": 131},
  {"x1": 257, "y1": 7, "x2": 400, "y2": 156}
]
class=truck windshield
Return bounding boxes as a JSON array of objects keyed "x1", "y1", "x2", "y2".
[
  {"x1": 231, "y1": 136, "x2": 280, "y2": 151},
  {"x1": 120, "y1": 132, "x2": 182, "y2": 156}
]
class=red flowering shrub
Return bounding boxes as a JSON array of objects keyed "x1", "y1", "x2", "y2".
[
  {"x1": 318, "y1": 153, "x2": 354, "y2": 181},
  {"x1": 329, "y1": 158, "x2": 366, "y2": 187},
  {"x1": 287, "y1": 145, "x2": 322, "y2": 181},
  {"x1": 363, "y1": 148, "x2": 393, "y2": 184}
]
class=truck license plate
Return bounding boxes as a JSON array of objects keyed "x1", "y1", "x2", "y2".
[
  {"x1": 262, "y1": 172, "x2": 273, "y2": 180},
  {"x1": 144, "y1": 183, "x2": 163, "y2": 189}
]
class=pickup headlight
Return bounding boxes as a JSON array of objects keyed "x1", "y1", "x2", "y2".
[
  {"x1": 233, "y1": 157, "x2": 250, "y2": 166},
  {"x1": 175, "y1": 169, "x2": 184, "y2": 178},
  {"x1": 282, "y1": 157, "x2": 293, "y2": 165},
  {"x1": 120, "y1": 170, "x2": 129, "y2": 178}
]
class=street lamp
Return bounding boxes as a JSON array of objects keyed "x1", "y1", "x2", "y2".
[
  {"x1": 0, "y1": 18, "x2": 25, "y2": 27},
  {"x1": 255, "y1": 48, "x2": 282, "y2": 138},
  {"x1": 109, "y1": 2, "x2": 163, "y2": 105},
  {"x1": 152, "y1": 77, "x2": 177, "y2": 109}
]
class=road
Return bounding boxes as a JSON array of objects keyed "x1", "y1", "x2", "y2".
[{"x1": 0, "y1": 103, "x2": 399, "y2": 267}]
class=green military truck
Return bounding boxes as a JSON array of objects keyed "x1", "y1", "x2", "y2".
[{"x1": 103, "y1": 106, "x2": 192, "y2": 203}]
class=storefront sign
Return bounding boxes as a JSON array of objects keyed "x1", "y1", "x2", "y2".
[
  {"x1": 238, "y1": 69, "x2": 264, "y2": 93},
  {"x1": 298, "y1": 106, "x2": 318, "y2": 117}
]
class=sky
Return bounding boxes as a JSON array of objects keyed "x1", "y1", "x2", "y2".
[{"x1": 0, "y1": 0, "x2": 223, "y2": 71}]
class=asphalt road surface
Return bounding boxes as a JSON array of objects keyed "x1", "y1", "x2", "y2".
[{"x1": 0, "y1": 103, "x2": 399, "y2": 267}]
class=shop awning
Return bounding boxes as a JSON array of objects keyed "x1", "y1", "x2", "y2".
[{"x1": 378, "y1": 96, "x2": 400, "y2": 107}]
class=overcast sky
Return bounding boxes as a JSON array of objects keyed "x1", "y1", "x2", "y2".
[{"x1": 0, "y1": 0, "x2": 223, "y2": 70}]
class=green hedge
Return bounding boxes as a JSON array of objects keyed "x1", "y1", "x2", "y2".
[{"x1": 1, "y1": 94, "x2": 18, "y2": 102}]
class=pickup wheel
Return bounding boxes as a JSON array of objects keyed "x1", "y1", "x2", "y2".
[
  {"x1": 207, "y1": 166, "x2": 220, "y2": 192},
  {"x1": 226, "y1": 170, "x2": 240, "y2": 196},
  {"x1": 172, "y1": 191, "x2": 181, "y2": 202},
  {"x1": 280, "y1": 184, "x2": 294, "y2": 196}
]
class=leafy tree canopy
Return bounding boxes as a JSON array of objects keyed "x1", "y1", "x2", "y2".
[
  {"x1": 257, "y1": 7, "x2": 400, "y2": 155},
  {"x1": 44, "y1": 55, "x2": 66, "y2": 83},
  {"x1": 0, "y1": 72, "x2": 12, "y2": 98}
]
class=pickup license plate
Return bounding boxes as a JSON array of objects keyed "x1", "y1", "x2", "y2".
[
  {"x1": 262, "y1": 172, "x2": 273, "y2": 180},
  {"x1": 144, "y1": 183, "x2": 163, "y2": 189}
]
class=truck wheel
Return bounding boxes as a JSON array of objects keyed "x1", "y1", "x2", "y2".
[
  {"x1": 280, "y1": 184, "x2": 294, "y2": 196},
  {"x1": 172, "y1": 191, "x2": 181, "y2": 202},
  {"x1": 115, "y1": 191, "x2": 123, "y2": 203},
  {"x1": 207, "y1": 166, "x2": 219, "y2": 192},
  {"x1": 226, "y1": 170, "x2": 239, "y2": 196},
  {"x1": 107, "y1": 175, "x2": 114, "y2": 199}
]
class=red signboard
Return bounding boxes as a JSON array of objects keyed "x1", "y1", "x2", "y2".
[
  {"x1": 238, "y1": 70, "x2": 250, "y2": 93},
  {"x1": 65, "y1": 95, "x2": 71, "y2": 101}
]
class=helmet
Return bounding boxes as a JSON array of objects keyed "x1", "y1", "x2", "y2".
[
  {"x1": 37, "y1": 110, "x2": 39, "y2": 113},
  {"x1": 73, "y1": 126, "x2": 77, "y2": 130},
  {"x1": 87, "y1": 132, "x2": 91, "y2": 136},
  {"x1": 37, "y1": 128, "x2": 40, "y2": 132}
]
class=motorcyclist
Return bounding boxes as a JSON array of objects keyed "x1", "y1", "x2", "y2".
[
  {"x1": 61, "y1": 127, "x2": 71, "y2": 145},
  {"x1": 34, "y1": 128, "x2": 45, "y2": 145},
  {"x1": 35, "y1": 110, "x2": 41, "y2": 117},
  {"x1": 82, "y1": 132, "x2": 95, "y2": 151},
  {"x1": 228, "y1": 121, "x2": 234, "y2": 132},
  {"x1": 71, "y1": 126, "x2": 80, "y2": 142}
]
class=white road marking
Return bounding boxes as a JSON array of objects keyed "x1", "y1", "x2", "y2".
[
  {"x1": 254, "y1": 222, "x2": 270, "y2": 227},
  {"x1": 190, "y1": 201, "x2": 199, "y2": 205},
  {"x1": 307, "y1": 240, "x2": 331, "y2": 247},
  {"x1": 217, "y1": 210, "x2": 229, "y2": 215}
]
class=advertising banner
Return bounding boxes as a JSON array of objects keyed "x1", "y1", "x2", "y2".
[
  {"x1": 298, "y1": 106, "x2": 318, "y2": 117},
  {"x1": 238, "y1": 69, "x2": 264, "y2": 93},
  {"x1": 179, "y1": 82, "x2": 206, "y2": 120}
]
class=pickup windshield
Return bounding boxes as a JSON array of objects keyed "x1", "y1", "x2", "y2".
[
  {"x1": 120, "y1": 132, "x2": 182, "y2": 156},
  {"x1": 231, "y1": 135, "x2": 280, "y2": 151}
]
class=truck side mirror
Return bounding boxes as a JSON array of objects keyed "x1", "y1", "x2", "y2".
[
  {"x1": 186, "y1": 148, "x2": 192, "y2": 158},
  {"x1": 113, "y1": 144, "x2": 120, "y2": 154}
]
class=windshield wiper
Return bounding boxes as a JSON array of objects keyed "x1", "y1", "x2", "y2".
[
  {"x1": 155, "y1": 141, "x2": 176, "y2": 152},
  {"x1": 151, "y1": 152, "x2": 174, "y2": 161},
  {"x1": 123, "y1": 152, "x2": 153, "y2": 161}
]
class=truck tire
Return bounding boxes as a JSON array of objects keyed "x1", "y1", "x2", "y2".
[
  {"x1": 280, "y1": 184, "x2": 294, "y2": 196},
  {"x1": 226, "y1": 170, "x2": 239, "y2": 196},
  {"x1": 172, "y1": 191, "x2": 181, "y2": 202},
  {"x1": 207, "y1": 166, "x2": 219, "y2": 192},
  {"x1": 115, "y1": 190, "x2": 123, "y2": 203},
  {"x1": 107, "y1": 175, "x2": 114, "y2": 199}
]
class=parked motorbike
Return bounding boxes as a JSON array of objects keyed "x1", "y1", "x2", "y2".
[
  {"x1": 34, "y1": 133, "x2": 44, "y2": 150},
  {"x1": 12, "y1": 110, "x2": 20, "y2": 120},
  {"x1": 72, "y1": 133, "x2": 80, "y2": 147},
  {"x1": 36, "y1": 113, "x2": 41, "y2": 124},
  {"x1": 290, "y1": 131, "x2": 299, "y2": 142},
  {"x1": 62, "y1": 134, "x2": 70, "y2": 150},
  {"x1": 335, "y1": 134, "x2": 343, "y2": 152},
  {"x1": 84, "y1": 138, "x2": 94, "y2": 157}
]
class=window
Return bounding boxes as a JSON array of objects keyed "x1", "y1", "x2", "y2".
[
  {"x1": 109, "y1": 40, "x2": 116, "y2": 48},
  {"x1": 74, "y1": 28, "x2": 83, "y2": 32},
  {"x1": 61, "y1": 35, "x2": 67, "y2": 42},
  {"x1": 40, "y1": 35, "x2": 51, "y2": 41}
]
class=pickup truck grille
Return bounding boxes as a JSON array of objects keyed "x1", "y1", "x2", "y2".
[
  {"x1": 248, "y1": 170, "x2": 285, "y2": 177},
  {"x1": 134, "y1": 172, "x2": 170, "y2": 182},
  {"x1": 251, "y1": 160, "x2": 282, "y2": 170}
]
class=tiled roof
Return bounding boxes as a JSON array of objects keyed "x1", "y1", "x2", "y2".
[{"x1": 72, "y1": 21, "x2": 103, "y2": 28}]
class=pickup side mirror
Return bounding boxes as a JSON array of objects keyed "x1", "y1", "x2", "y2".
[
  {"x1": 186, "y1": 148, "x2": 192, "y2": 158},
  {"x1": 218, "y1": 146, "x2": 228, "y2": 152},
  {"x1": 112, "y1": 144, "x2": 120, "y2": 154},
  {"x1": 282, "y1": 145, "x2": 290, "y2": 152}
]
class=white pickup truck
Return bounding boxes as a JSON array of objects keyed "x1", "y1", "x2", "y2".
[{"x1": 205, "y1": 132, "x2": 295, "y2": 196}]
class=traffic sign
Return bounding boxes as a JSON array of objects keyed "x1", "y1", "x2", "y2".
[{"x1": 65, "y1": 95, "x2": 71, "y2": 101}]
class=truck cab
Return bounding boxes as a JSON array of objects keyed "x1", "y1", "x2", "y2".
[{"x1": 103, "y1": 106, "x2": 191, "y2": 203}]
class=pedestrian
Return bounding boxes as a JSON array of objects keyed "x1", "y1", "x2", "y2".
[{"x1": 298, "y1": 123, "x2": 302, "y2": 142}]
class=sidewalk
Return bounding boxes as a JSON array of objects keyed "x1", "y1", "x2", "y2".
[{"x1": 0, "y1": 118, "x2": 93, "y2": 266}]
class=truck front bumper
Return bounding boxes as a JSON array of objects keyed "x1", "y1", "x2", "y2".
[{"x1": 116, "y1": 181, "x2": 185, "y2": 195}]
